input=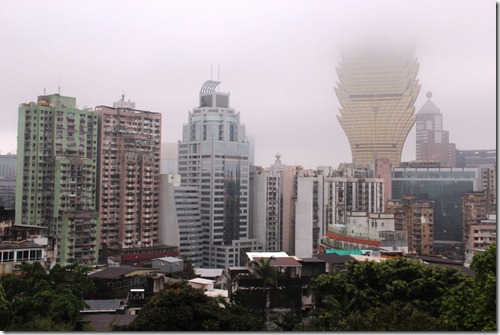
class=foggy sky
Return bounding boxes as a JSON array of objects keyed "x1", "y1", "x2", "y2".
[{"x1": 0, "y1": 0, "x2": 496, "y2": 168}]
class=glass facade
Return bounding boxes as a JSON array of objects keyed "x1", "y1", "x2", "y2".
[
  {"x1": 392, "y1": 168, "x2": 479, "y2": 242},
  {"x1": 178, "y1": 81, "x2": 258, "y2": 268}
]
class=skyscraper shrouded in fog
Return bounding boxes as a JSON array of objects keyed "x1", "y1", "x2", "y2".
[
  {"x1": 415, "y1": 92, "x2": 456, "y2": 167},
  {"x1": 178, "y1": 81, "x2": 261, "y2": 268},
  {"x1": 335, "y1": 46, "x2": 421, "y2": 166}
]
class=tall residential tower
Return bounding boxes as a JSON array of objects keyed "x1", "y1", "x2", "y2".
[
  {"x1": 96, "y1": 101, "x2": 162, "y2": 260},
  {"x1": 16, "y1": 94, "x2": 99, "y2": 264},
  {"x1": 335, "y1": 46, "x2": 421, "y2": 166}
]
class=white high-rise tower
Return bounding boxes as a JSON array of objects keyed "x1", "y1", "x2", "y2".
[{"x1": 178, "y1": 81, "x2": 262, "y2": 268}]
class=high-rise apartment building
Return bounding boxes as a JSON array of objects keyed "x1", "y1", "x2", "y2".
[
  {"x1": 96, "y1": 102, "x2": 161, "y2": 258},
  {"x1": 16, "y1": 94, "x2": 99, "y2": 264},
  {"x1": 178, "y1": 81, "x2": 261, "y2": 268},
  {"x1": 415, "y1": 92, "x2": 456, "y2": 167},
  {"x1": 335, "y1": 46, "x2": 420, "y2": 166},
  {"x1": 250, "y1": 164, "x2": 282, "y2": 252}
]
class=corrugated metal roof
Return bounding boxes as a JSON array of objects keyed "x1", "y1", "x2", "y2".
[{"x1": 89, "y1": 266, "x2": 152, "y2": 279}]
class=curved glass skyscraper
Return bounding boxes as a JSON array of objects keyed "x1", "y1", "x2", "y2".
[{"x1": 335, "y1": 46, "x2": 421, "y2": 166}]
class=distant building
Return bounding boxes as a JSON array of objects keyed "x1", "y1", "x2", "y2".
[
  {"x1": 112, "y1": 94, "x2": 136, "y2": 109},
  {"x1": 456, "y1": 149, "x2": 496, "y2": 168},
  {"x1": 96, "y1": 100, "x2": 163, "y2": 260},
  {"x1": 0, "y1": 156, "x2": 16, "y2": 220},
  {"x1": 415, "y1": 92, "x2": 456, "y2": 167},
  {"x1": 16, "y1": 94, "x2": 99, "y2": 264},
  {"x1": 335, "y1": 46, "x2": 420, "y2": 166}
]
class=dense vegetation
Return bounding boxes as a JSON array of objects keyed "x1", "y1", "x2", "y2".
[
  {"x1": 295, "y1": 243, "x2": 496, "y2": 331},
  {"x1": 0, "y1": 243, "x2": 495, "y2": 331},
  {"x1": 117, "y1": 281, "x2": 264, "y2": 331},
  {"x1": 0, "y1": 262, "x2": 95, "y2": 331}
]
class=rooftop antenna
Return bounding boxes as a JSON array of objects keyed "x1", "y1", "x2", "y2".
[
  {"x1": 217, "y1": 65, "x2": 220, "y2": 91},
  {"x1": 58, "y1": 75, "x2": 61, "y2": 95}
]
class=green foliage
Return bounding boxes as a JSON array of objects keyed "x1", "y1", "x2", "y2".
[
  {"x1": 250, "y1": 256, "x2": 278, "y2": 288},
  {"x1": 441, "y1": 243, "x2": 497, "y2": 331},
  {"x1": 303, "y1": 257, "x2": 476, "y2": 331},
  {"x1": 0, "y1": 262, "x2": 94, "y2": 331},
  {"x1": 125, "y1": 281, "x2": 264, "y2": 331}
]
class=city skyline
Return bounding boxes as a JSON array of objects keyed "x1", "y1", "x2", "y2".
[{"x1": 0, "y1": 0, "x2": 495, "y2": 169}]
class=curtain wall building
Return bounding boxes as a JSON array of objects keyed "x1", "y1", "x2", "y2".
[
  {"x1": 178, "y1": 81, "x2": 261, "y2": 268},
  {"x1": 335, "y1": 46, "x2": 421, "y2": 166}
]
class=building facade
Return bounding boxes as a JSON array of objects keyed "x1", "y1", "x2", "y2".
[
  {"x1": 456, "y1": 149, "x2": 496, "y2": 168},
  {"x1": 96, "y1": 103, "x2": 162, "y2": 258},
  {"x1": 16, "y1": 94, "x2": 99, "y2": 264},
  {"x1": 387, "y1": 196, "x2": 434, "y2": 255},
  {"x1": 392, "y1": 167, "x2": 480, "y2": 260},
  {"x1": 159, "y1": 174, "x2": 203, "y2": 267},
  {"x1": 415, "y1": 92, "x2": 456, "y2": 167},
  {"x1": 0, "y1": 153, "x2": 16, "y2": 209},
  {"x1": 250, "y1": 164, "x2": 282, "y2": 252},
  {"x1": 464, "y1": 214, "x2": 496, "y2": 264},
  {"x1": 178, "y1": 81, "x2": 261, "y2": 268},
  {"x1": 335, "y1": 46, "x2": 420, "y2": 166}
]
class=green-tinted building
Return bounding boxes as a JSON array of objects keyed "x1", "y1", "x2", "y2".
[{"x1": 16, "y1": 94, "x2": 99, "y2": 264}]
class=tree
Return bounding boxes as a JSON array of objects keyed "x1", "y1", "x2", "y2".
[
  {"x1": 0, "y1": 283, "x2": 12, "y2": 329},
  {"x1": 469, "y1": 242, "x2": 496, "y2": 331},
  {"x1": 441, "y1": 243, "x2": 497, "y2": 331},
  {"x1": 302, "y1": 257, "x2": 471, "y2": 331},
  {"x1": 123, "y1": 281, "x2": 264, "y2": 331},
  {"x1": 0, "y1": 262, "x2": 93, "y2": 331},
  {"x1": 249, "y1": 256, "x2": 278, "y2": 323}
]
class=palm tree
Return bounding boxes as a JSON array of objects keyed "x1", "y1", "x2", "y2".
[{"x1": 249, "y1": 257, "x2": 278, "y2": 325}]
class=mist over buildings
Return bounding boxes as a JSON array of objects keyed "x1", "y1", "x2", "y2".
[{"x1": 0, "y1": 0, "x2": 495, "y2": 168}]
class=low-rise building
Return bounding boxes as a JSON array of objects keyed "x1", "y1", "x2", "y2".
[{"x1": 0, "y1": 239, "x2": 47, "y2": 275}]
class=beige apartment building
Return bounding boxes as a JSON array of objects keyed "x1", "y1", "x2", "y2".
[
  {"x1": 387, "y1": 195, "x2": 434, "y2": 255},
  {"x1": 96, "y1": 103, "x2": 161, "y2": 258}
]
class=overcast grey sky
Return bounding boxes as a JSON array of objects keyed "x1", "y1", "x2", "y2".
[{"x1": 0, "y1": 0, "x2": 496, "y2": 168}]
